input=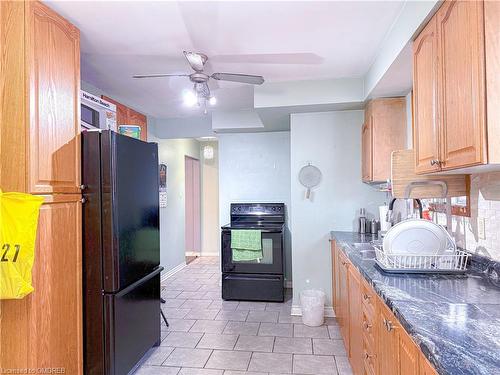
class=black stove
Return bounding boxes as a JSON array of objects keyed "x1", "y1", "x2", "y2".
[{"x1": 221, "y1": 203, "x2": 285, "y2": 302}]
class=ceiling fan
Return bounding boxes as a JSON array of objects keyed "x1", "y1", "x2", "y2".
[{"x1": 133, "y1": 51, "x2": 265, "y2": 112}]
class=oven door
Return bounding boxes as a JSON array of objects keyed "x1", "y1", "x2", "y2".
[{"x1": 221, "y1": 229, "x2": 283, "y2": 274}]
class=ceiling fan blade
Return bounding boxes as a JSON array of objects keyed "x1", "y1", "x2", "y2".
[
  {"x1": 211, "y1": 73, "x2": 264, "y2": 85},
  {"x1": 211, "y1": 53, "x2": 324, "y2": 65},
  {"x1": 133, "y1": 73, "x2": 189, "y2": 79},
  {"x1": 183, "y1": 51, "x2": 207, "y2": 72}
]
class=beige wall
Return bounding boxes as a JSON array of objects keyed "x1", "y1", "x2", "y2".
[{"x1": 200, "y1": 141, "x2": 220, "y2": 256}]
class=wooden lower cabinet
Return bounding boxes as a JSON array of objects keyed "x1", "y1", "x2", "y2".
[
  {"x1": 338, "y1": 251, "x2": 350, "y2": 351},
  {"x1": 0, "y1": 195, "x2": 82, "y2": 373},
  {"x1": 377, "y1": 302, "x2": 399, "y2": 375},
  {"x1": 332, "y1": 245, "x2": 438, "y2": 375},
  {"x1": 348, "y1": 264, "x2": 363, "y2": 375}
]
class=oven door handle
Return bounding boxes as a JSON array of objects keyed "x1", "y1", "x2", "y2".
[{"x1": 225, "y1": 275, "x2": 282, "y2": 281}]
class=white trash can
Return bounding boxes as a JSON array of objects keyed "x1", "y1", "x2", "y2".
[{"x1": 300, "y1": 289, "x2": 326, "y2": 327}]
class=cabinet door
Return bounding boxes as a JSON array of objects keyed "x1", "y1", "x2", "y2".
[
  {"x1": 338, "y1": 254, "x2": 350, "y2": 351},
  {"x1": 27, "y1": 1, "x2": 81, "y2": 194},
  {"x1": 331, "y1": 241, "x2": 337, "y2": 313},
  {"x1": 361, "y1": 121, "x2": 373, "y2": 182},
  {"x1": 128, "y1": 108, "x2": 148, "y2": 141},
  {"x1": 102, "y1": 96, "x2": 129, "y2": 126},
  {"x1": 28, "y1": 195, "x2": 83, "y2": 374},
  {"x1": 420, "y1": 355, "x2": 438, "y2": 375},
  {"x1": 371, "y1": 98, "x2": 407, "y2": 181},
  {"x1": 376, "y1": 302, "x2": 398, "y2": 375},
  {"x1": 413, "y1": 17, "x2": 440, "y2": 174},
  {"x1": 397, "y1": 329, "x2": 420, "y2": 375},
  {"x1": 437, "y1": 0, "x2": 486, "y2": 170},
  {"x1": 347, "y1": 266, "x2": 363, "y2": 375}
]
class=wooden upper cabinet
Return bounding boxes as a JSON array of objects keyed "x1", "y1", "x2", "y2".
[
  {"x1": 412, "y1": 0, "x2": 500, "y2": 173},
  {"x1": 362, "y1": 98, "x2": 406, "y2": 182},
  {"x1": 128, "y1": 109, "x2": 148, "y2": 141},
  {"x1": 437, "y1": 0, "x2": 486, "y2": 170},
  {"x1": 361, "y1": 121, "x2": 373, "y2": 182},
  {"x1": 413, "y1": 16, "x2": 440, "y2": 174},
  {"x1": 27, "y1": 1, "x2": 81, "y2": 194},
  {"x1": 102, "y1": 96, "x2": 148, "y2": 141},
  {"x1": 347, "y1": 265, "x2": 363, "y2": 375}
]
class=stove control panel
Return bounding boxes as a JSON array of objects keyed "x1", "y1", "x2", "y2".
[{"x1": 230, "y1": 203, "x2": 285, "y2": 216}]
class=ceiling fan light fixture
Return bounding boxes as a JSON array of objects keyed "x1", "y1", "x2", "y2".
[
  {"x1": 209, "y1": 96, "x2": 217, "y2": 106},
  {"x1": 183, "y1": 90, "x2": 198, "y2": 107}
]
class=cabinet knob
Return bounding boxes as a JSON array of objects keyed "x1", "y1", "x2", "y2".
[
  {"x1": 363, "y1": 293, "x2": 371, "y2": 300},
  {"x1": 363, "y1": 321, "x2": 372, "y2": 330}
]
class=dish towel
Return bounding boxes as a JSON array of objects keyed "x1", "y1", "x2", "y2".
[{"x1": 231, "y1": 229, "x2": 263, "y2": 261}]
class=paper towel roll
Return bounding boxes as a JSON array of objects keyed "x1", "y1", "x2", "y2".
[{"x1": 379, "y1": 205, "x2": 390, "y2": 231}]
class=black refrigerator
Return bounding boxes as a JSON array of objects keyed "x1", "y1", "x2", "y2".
[{"x1": 82, "y1": 130, "x2": 162, "y2": 375}]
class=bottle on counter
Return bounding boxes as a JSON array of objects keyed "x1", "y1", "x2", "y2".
[
  {"x1": 370, "y1": 219, "x2": 379, "y2": 235},
  {"x1": 359, "y1": 208, "x2": 367, "y2": 234}
]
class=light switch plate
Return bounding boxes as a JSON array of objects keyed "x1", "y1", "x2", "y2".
[{"x1": 478, "y1": 217, "x2": 486, "y2": 240}]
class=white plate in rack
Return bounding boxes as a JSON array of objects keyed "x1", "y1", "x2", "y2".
[{"x1": 383, "y1": 219, "x2": 453, "y2": 257}]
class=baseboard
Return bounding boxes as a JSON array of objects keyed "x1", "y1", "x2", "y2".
[
  {"x1": 200, "y1": 251, "x2": 220, "y2": 256},
  {"x1": 185, "y1": 251, "x2": 201, "y2": 256},
  {"x1": 186, "y1": 251, "x2": 220, "y2": 257},
  {"x1": 291, "y1": 304, "x2": 336, "y2": 318},
  {"x1": 161, "y1": 262, "x2": 187, "y2": 283}
]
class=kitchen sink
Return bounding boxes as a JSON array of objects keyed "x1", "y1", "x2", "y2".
[
  {"x1": 352, "y1": 242, "x2": 374, "y2": 250},
  {"x1": 359, "y1": 250, "x2": 376, "y2": 260}
]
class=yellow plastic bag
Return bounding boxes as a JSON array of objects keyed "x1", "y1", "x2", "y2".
[{"x1": 0, "y1": 189, "x2": 44, "y2": 299}]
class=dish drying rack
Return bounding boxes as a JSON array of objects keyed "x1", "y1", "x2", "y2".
[{"x1": 373, "y1": 244, "x2": 470, "y2": 274}]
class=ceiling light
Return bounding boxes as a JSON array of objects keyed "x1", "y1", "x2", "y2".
[
  {"x1": 209, "y1": 96, "x2": 217, "y2": 106},
  {"x1": 183, "y1": 90, "x2": 197, "y2": 107},
  {"x1": 203, "y1": 145, "x2": 214, "y2": 160}
]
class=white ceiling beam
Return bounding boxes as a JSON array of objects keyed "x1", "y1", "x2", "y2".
[
  {"x1": 363, "y1": 0, "x2": 440, "y2": 99},
  {"x1": 254, "y1": 78, "x2": 364, "y2": 109}
]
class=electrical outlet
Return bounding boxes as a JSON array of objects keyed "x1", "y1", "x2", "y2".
[{"x1": 478, "y1": 217, "x2": 486, "y2": 240}]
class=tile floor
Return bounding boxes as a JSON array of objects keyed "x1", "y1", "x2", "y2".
[{"x1": 133, "y1": 257, "x2": 352, "y2": 375}]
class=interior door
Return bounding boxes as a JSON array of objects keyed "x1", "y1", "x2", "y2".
[
  {"x1": 185, "y1": 156, "x2": 201, "y2": 255},
  {"x1": 437, "y1": 0, "x2": 486, "y2": 169},
  {"x1": 413, "y1": 16, "x2": 440, "y2": 174}
]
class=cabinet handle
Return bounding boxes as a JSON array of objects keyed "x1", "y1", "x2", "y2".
[
  {"x1": 430, "y1": 159, "x2": 442, "y2": 166},
  {"x1": 386, "y1": 319, "x2": 395, "y2": 332},
  {"x1": 363, "y1": 293, "x2": 371, "y2": 300},
  {"x1": 364, "y1": 352, "x2": 376, "y2": 359},
  {"x1": 363, "y1": 321, "x2": 372, "y2": 330}
]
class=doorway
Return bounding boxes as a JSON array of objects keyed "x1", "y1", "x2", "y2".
[{"x1": 185, "y1": 156, "x2": 201, "y2": 264}]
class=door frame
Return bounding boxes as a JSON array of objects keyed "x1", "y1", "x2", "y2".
[{"x1": 185, "y1": 155, "x2": 201, "y2": 257}]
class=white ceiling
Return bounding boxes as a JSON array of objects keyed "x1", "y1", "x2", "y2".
[{"x1": 46, "y1": 1, "x2": 406, "y2": 120}]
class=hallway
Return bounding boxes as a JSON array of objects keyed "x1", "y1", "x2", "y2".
[{"x1": 134, "y1": 257, "x2": 352, "y2": 375}]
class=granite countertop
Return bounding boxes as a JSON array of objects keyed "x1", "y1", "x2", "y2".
[{"x1": 330, "y1": 231, "x2": 500, "y2": 375}]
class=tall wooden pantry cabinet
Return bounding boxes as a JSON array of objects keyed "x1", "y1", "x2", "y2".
[{"x1": 0, "y1": 1, "x2": 83, "y2": 373}]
